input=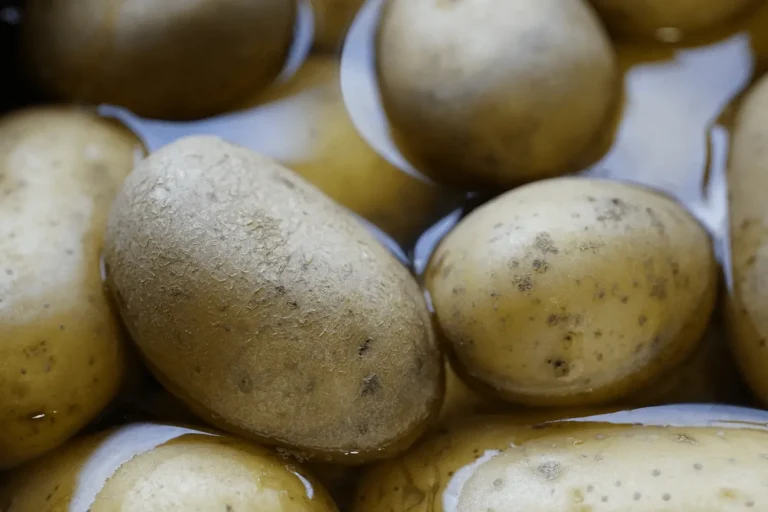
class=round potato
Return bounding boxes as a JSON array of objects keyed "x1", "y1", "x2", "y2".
[
  {"x1": 728, "y1": 72, "x2": 768, "y2": 406},
  {"x1": 0, "y1": 423, "x2": 337, "y2": 511},
  {"x1": 589, "y1": 0, "x2": 754, "y2": 40},
  {"x1": 248, "y1": 56, "x2": 456, "y2": 247},
  {"x1": 426, "y1": 177, "x2": 717, "y2": 407},
  {"x1": 0, "y1": 107, "x2": 141, "y2": 469},
  {"x1": 103, "y1": 135, "x2": 443, "y2": 464},
  {"x1": 376, "y1": 0, "x2": 618, "y2": 190},
  {"x1": 311, "y1": 0, "x2": 363, "y2": 52},
  {"x1": 22, "y1": 0, "x2": 296, "y2": 120},
  {"x1": 355, "y1": 404, "x2": 768, "y2": 512}
]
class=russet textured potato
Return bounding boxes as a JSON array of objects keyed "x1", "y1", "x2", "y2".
[
  {"x1": 0, "y1": 423, "x2": 338, "y2": 511},
  {"x1": 376, "y1": 0, "x2": 618, "y2": 190},
  {"x1": 103, "y1": 135, "x2": 443, "y2": 464},
  {"x1": 728, "y1": 72, "x2": 768, "y2": 406},
  {"x1": 0, "y1": 107, "x2": 141, "y2": 469},
  {"x1": 249, "y1": 56, "x2": 455, "y2": 247},
  {"x1": 22, "y1": 0, "x2": 296, "y2": 120},
  {"x1": 589, "y1": 0, "x2": 754, "y2": 39},
  {"x1": 310, "y1": 0, "x2": 364, "y2": 52},
  {"x1": 426, "y1": 177, "x2": 717, "y2": 407}
]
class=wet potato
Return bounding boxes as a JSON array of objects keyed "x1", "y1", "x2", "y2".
[
  {"x1": 426, "y1": 177, "x2": 718, "y2": 407},
  {"x1": 0, "y1": 107, "x2": 140, "y2": 469},
  {"x1": 104, "y1": 135, "x2": 444, "y2": 464}
]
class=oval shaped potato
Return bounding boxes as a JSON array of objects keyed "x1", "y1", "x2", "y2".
[
  {"x1": 22, "y1": 0, "x2": 296, "y2": 120},
  {"x1": 728, "y1": 73, "x2": 768, "y2": 406},
  {"x1": 589, "y1": 0, "x2": 754, "y2": 39},
  {"x1": 0, "y1": 423, "x2": 337, "y2": 511},
  {"x1": 426, "y1": 177, "x2": 717, "y2": 407},
  {"x1": 355, "y1": 404, "x2": 768, "y2": 512},
  {"x1": 103, "y1": 135, "x2": 443, "y2": 464},
  {"x1": 460, "y1": 423, "x2": 768, "y2": 511},
  {"x1": 311, "y1": 0, "x2": 363, "y2": 52},
  {"x1": 248, "y1": 56, "x2": 456, "y2": 247},
  {"x1": 0, "y1": 107, "x2": 141, "y2": 469},
  {"x1": 376, "y1": 0, "x2": 618, "y2": 190}
]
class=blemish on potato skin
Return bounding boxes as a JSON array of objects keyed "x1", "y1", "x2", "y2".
[
  {"x1": 360, "y1": 375, "x2": 381, "y2": 396},
  {"x1": 534, "y1": 232, "x2": 559, "y2": 254}
]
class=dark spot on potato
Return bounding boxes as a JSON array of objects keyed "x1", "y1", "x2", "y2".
[
  {"x1": 226, "y1": 505, "x2": 234, "y2": 512},
  {"x1": 638, "y1": 315, "x2": 647, "y2": 326},
  {"x1": 275, "y1": 285, "x2": 286, "y2": 294},
  {"x1": 621, "y1": 296, "x2": 628, "y2": 304},
  {"x1": 676, "y1": 433, "x2": 697, "y2": 444},
  {"x1": 537, "y1": 461, "x2": 562, "y2": 480},
  {"x1": 652, "y1": 469, "x2": 661, "y2": 476},
  {"x1": 452, "y1": 286, "x2": 465, "y2": 295},
  {"x1": 287, "y1": 300, "x2": 298, "y2": 309},
  {"x1": 59, "y1": 324, "x2": 65, "y2": 330},
  {"x1": 760, "y1": 340, "x2": 767, "y2": 348},
  {"x1": 238, "y1": 376, "x2": 254, "y2": 394},
  {"x1": 694, "y1": 463, "x2": 703, "y2": 470},
  {"x1": 508, "y1": 259, "x2": 520, "y2": 269},
  {"x1": 358, "y1": 423, "x2": 369, "y2": 435},
  {"x1": 594, "y1": 329, "x2": 603, "y2": 338},
  {"x1": 650, "y1": 279, "x2": 668, "y2": 300},
  {"x1": 634, "y1": 343, "x2": 645, "y2": 354},
  {"x1": 360, "y1": 375, "x2": 381, "y2": 396},
  {"x1": 634, "y1": 492, "x2": 641, "y2": 500},
  {"x1": 532, "y1": 259, "x2": 548, "y2": 273},
  {"x1": 747, "y1": 255, "x2": 757, "y2": 266},
  {"x1": 358, "y1": 338, "x2": 372, "y2": 357},
  {"x1": 587, "y1": 196, "x2": 596, "y2": 202},
  {"x1": 594, "y1": 289, "x2": 605, "y2": 300},
  {"x1": 547, "y1": 314, "x2": 559, "y2": 326},
  {"x1": 5, "y1": 268, "x2": 13, "y2": 276},
  {"x1": 595, "y1": 352, "x2": 604, "y2": 361},
  {"x1": 194, "y1": 365, "x2": 202, "y2": 374},
  {"x1": 513, "y1": 275, "x2": 534, "y2": 292},
  {"x1": 602, "y1": 496, "x2": 609, "y2": 502},
  {"x1": 547, "y1": 358, "x2": 570, "y2": 377},
  {"x1": 494, "y1": 222, "x2": 503, "y2": 229},
  {"x1": 534, "y1": 233, "x2": 559, "y2": 254}
]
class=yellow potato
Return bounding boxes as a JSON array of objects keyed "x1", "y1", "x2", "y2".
[
  {"x1": 589, "y1": 0, "x2": 754, "y2": 39},
  {"x1": 376, "y1": 0, "x2": 618, "y2": 190},
  {"x1": 426, "y1": 177, "x2": 717, "y2": 407},
  {"x1": 311, "y1": 0, "x2": 363, "y2": 52},
  {"x1": 0, "y1": 423, "x2": 337, "y2": 511},
  {"x1": 728, "y1": 72, "x2": 768, "y2": 406},
  {"x1": 0, "y1": 107, "x2": 141, "y2": 469},
  {"x1": 250, "y1": 56, "x2": 456, "y2": 247},
  {"x1": 104, "y1": 135, "x2": 443, "y2": 464},
  {"x1": 22, "y1": 0, "x2": 296, "y2": 120}
]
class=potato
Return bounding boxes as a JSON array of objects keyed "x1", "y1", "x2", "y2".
[
  {"x1": 22, "y1": 0, "x2": 295, "y2": 120},
  {"x1": 589, "y1": 0, "x2": 754, "y2": 40},
  {"x1": 0, "y1": 107, "x2": 141, "y2": 469},
  {"x1": 728, "y1": 73, "x2": 768, "y2": 406},
  {"x1": 459, "y1": 423, "x2": 768, "y2": 511},
  {"x1": 355, "y1": 404, "x2": 768, "y2": 512},
  {"x1": 103, "y1": 135, "x2": 443, "y2": 464},
  {"x1": 249, "y1": 56, "x2": 456, "y2": 247},
  {"x1": 376, "y1": 0, "x2": 618, "y2": 191},
  {"x1": 0, "y1": 423, "x2": 338, "y2": 511},
  {"x1": 426, "y1": 177, "x2": 717, "y2": 407},
  {"x1": 311, "y1": 0, "x2": 363, "y2": 52}
]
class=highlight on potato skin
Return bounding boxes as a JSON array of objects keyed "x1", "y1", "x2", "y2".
[
  {"x1": 21, "y1": 0, "x2": 297, "y2": 120},
  {"x1": 103, "y1": 135, "x2": 444, "y2": 465},
  {"x1": 0, "y1": 423, "x2": 338, "y2": 512},
  {"x1": 376, "y1": 0, "x2": 618, "y2": 191},
  {"x1": 0, "y1": 107, "x2": 140, "y2": 470},
  {"x1": 426, "y1": 177, "x2": 718, "y2": 408}
]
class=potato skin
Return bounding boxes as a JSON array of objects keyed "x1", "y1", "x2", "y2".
[
  {"x1": 0, "y1": 107, "x2": 140, "y2": 469},
  {"x1": 104, "y1": 135, "x2": 443, "y2": 463},
  {"x1": 248, "y1": 56, "x2": 456, "y2": 247},
  {"x1": 376, "y1": 0, "x2": 618, "y2": 190},
  {"x1": 22, "y1": 0, "x2": 295, "y2": 120},
  {"x1": 310, "y1": 0, "x2": 363, "y2": 52},
  {"x1": 0, "y1": 423, "x2": 338, "y2": 512},
  {"x1": 426, "y1": 177, "x2": 717, "y2": 407},
  {"x1": 589, "y1": 0, "x2": 754, "y2": 39},
  {"x1": 728, "y1": 73, "x2": 768, "y2": 406}
]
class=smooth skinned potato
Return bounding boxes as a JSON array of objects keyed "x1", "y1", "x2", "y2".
[
  {"x1": 728, "y1": 72, "x2": 768, "y2": 406},
  {"x1": 589, "y1": 0, "x2": 755, "y2": 39},
  {"x1": 0, "y1": 423, "x2": 338, "y2": 511},
  {"x1": 22, "y1": 0, "x2": 296, "y2": 120},
  {"x1": 426, "y1": 177, "x2": 717, "y2": 407},
  {"x1": 355, "y1": 404, "x2": 768, "y2": 512},
  {"x1": 310, "y1": 0, "x2": 363, "y2": 52},
  {"x1": 248, "y1": 56, "x2": 456, "y2": 247},
  {"x1": 376, "y1": 0, "x2": 618, "y2": 190},
  {"x1": 0, "y1": 107, "x2": 141, "y2": 469},
  {"x1": 103, "y1": 135, "x2": 443, "y2": 464}
]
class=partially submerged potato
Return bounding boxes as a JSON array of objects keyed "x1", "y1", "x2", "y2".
[
  {"x1": 311, "y1": 0, "x2": 364, "y2": 52},
  {"x1": 22, "y1": 0, "x2": 296, "y2": 120},
  {"x1": 0, "y1": 107, "x2": 140, "y2": 469},
  {"x1": 355, "y1": 404, "x2": 768, "y2": 512},
  {"x1": 249, "y1": 56, "x2": 455, "y2": 247},
  {"x1": 104, "y1": 135, "x2": 443, "y2": 463},
  {"x1": 426, "y1": 177, "x2": 717, "y2": 407},
  {"x1": 589, "y1": 0, "x2": 754, "y2": 39},
  {"x1": 376, "y1": 0, "x2": 618, "y2": 190},
  {"x1": 728, "y1": 72, "x2": 768, "y2": 406},
  {"x1": 0, "y1": 423, "x2": 337, "y2": 511}
]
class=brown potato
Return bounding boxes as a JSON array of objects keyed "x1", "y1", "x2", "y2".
[
  {"x1": 22, "y1": 0, "x2": 296, "y2": 120},
  {"x1": 0, "y1": 107, "x2": 141, "y2": 469},
  {"x1": 426, "y1": 177, "x2": 717, "y2": 407},
  {"x1": 311, "y1": 0, "x2": 364, "y2": 52}
]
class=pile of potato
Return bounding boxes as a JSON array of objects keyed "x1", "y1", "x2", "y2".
[{"x1": 2, "y1": 0, "x2": 768, "y2": 510}]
